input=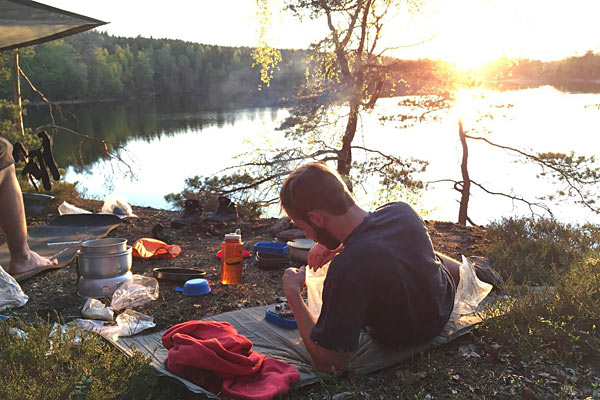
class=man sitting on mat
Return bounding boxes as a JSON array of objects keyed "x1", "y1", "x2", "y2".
[
  {"x1": 280, "y1": 162, "x2": 463, "y2": 372},
  {"x1": 0, "y1": 137, "x2": 57, "y2": 278}
]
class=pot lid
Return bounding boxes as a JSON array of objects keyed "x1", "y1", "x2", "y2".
[{"x1": 287, "y1": 238, "x2": 316, "y2": 250}]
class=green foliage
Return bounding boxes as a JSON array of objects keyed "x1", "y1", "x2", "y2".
[
  {"x1": 482, "y1": 255, "x2": 600, "y2": 364},
  {"x1": 251, "y1": 0, "x2": 282, "y2": 89},
  {"x1": 0, "y1": 318, "x2": 152, "y2": 400},
  {"x1": 0, "y1": 32, "x2": 308, "y2": 107},
  {"x1": 165, "y1": 173, "x2": 264, "y2": 219},
  {"x1": 483, "y1": 217, "x2": 600, "y2": 285}
]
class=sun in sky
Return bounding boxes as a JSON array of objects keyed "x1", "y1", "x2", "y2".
[{"x1": 41, "y1": 0, "x2": 600, "y2": 68}]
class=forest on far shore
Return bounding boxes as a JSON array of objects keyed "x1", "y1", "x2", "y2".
[{"x1": 1, "y1": 31, "x2": 600, "y2": 109}]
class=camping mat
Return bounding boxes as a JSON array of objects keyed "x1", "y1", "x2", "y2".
[
  {"x1": 0, "y1": 214, "x2": 122, "y2": 281},
  {"x1": 107, "y1": 305, "x2": 485, "y2": 398}
]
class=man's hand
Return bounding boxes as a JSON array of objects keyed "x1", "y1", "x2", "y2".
[
  {"x1": 307, "y1": 243, "x2": 342, "y2": 271},
  {"x1": 282, "y1": 266, "x2": 306, "y2": 296}
]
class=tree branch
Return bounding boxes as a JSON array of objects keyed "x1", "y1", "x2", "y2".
[
  {"x1": 465, "y1": 134, "x2": 600, "y2": 212},
  {"x1": 429, "y1": 178, "x2": 553, "y2": 218}
]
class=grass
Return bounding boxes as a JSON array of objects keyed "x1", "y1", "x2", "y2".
[{"x1": 2, "y1": 217, "x2": 600, "y2": 399}]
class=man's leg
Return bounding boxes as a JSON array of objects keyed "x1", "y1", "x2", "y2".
[
  {"x1": 436, "y1": 252, "x2": 461, "y2": 286},
  {"x1": 437, "y1": 251, "x2": 503, "y2": 291},
  {"x1": 0, "y1": 164, "x2": 56, "y2": 275}
]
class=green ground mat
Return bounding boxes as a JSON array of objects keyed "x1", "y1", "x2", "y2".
[
  {"x1": 107, "y1": 305, "x2": 486, "y2": 399},
  {"x1": 0, "y1": 214, "x2": 122, "y2": 281}
]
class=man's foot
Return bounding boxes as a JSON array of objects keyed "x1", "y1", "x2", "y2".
[{"x1": 8, "y1": 250, "x2": 58, "y2": 278}]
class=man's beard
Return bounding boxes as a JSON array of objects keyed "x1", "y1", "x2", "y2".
[{"x1": 309, "y1": 222, "x2": 341, "y2": 250}]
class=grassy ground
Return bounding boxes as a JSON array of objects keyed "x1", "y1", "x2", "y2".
[{"x1": 1, "y1": 217, "x2": 599, "y2": 399}]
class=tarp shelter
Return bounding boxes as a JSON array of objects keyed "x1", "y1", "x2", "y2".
[{"x1": 0, "y1": 0, "x2": 107, "y2": 51}]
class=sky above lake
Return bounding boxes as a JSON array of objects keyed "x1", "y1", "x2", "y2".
[{"x1": 41, "y1": 0, "x2": 600, "y2": 68}]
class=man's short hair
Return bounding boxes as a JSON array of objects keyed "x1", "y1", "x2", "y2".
[{"x1": 280, "y1": 162, "x2": 355, "y2": 222}]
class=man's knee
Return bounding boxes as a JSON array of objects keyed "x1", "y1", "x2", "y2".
[{"x1": 0, "y1": 137, "x2": 15, "y2": 172}]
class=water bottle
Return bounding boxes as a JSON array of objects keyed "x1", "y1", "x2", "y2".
[{"x1": 221, "y1": 229, "x2": 243, "y2": 285}]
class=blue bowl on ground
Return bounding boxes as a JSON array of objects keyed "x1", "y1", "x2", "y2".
[
  {"x1": 175, "y1": 278, "x2": 211, "y2": 296},
  {"x1": 253, "y1": 242, "x2": 289, "y2": 256},
  {"x1": 265, "y1": 308, "x2": 297, "y2": 329}
]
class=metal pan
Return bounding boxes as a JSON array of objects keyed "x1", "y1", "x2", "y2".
[
  {"x1": 77, "y1": 246, "x2": 132, "y2": 279},
  {"x1": 78, "y1": 271, "x2": 133, "y2": 298},
  {"x1": 153, "y1": 267, "x2": 206, "y2": 282},
  {"x1": 80, "y1": 238, "x2": 127, "y2": 255}
]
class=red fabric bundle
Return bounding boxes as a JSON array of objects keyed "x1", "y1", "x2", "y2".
[
  {"x1": 132, "y1": 238, "x2": 181, "y2": 259},
  {"x1": 162, "y1": 320, "x2": 299, "y2": 400}
]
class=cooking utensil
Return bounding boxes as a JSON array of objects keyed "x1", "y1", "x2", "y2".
[
  {"x1": 80, "y1": 238, "x2": 127, "y2": 255},
  {"x1": 78, "y1": 271, "x2": 133, "y2": 298},
  {"x1": 77, "y1": 246, "x2": 132, "y2": 279},
  {"x1": 175, "y1": 278, "x2": 211, "y2": 296},
  {"x1": 287, "y1": 238, "x2": 316, "y2": 264},
  {"x1": 153, "y1": 267, "x2": 206, "y2": 282}
]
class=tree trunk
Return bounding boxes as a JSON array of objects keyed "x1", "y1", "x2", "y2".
[
  {"x1": 337, "y1": 102, "x2": 359, "y2": 189},
  {"x1": 458, "y1": 119, "x2": 471, "y2": 225},
  {"x1": 12, "y1": 52, "x2": 25, "y2": 136}
]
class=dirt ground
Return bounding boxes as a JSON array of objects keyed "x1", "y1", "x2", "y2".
[{"x1": 3, "y1": 198, "x2": 487, "y2": 331}]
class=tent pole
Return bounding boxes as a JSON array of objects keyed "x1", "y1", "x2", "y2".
[{"x1": 12, "y1": 51, "x2": 25, "y2": 136}]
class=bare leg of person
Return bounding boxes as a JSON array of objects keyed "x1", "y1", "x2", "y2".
[
  {"x1": 436, "y1": 252, "x2": 461, "y2": 286},
  {"x1": 0, "y1": 164, "x2": 57, "y2": 275}
]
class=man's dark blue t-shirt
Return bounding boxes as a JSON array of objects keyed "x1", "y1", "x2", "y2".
[{"x1": 310, "y1": 202, "x2": 455, "y2": 351}]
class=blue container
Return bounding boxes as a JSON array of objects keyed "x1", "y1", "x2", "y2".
[
  {"x1": 265, "y1": 309, "x2": 297, "y2": 329},
  {"x1": 253, "y1": 242, "x2": 289, "y2": 256},
  {"x1": 0, "y1": 315, "x2": 9, "y2": 321},
  {"x1": 175, "y1": 278, "x2": 211, "y2": 296}
]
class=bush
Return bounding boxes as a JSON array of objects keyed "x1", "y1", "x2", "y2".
[
  {"x1": 483, "y1": 217, "x2": 600, "y2": 285},
  {"x1": 0, "y1": 318, "x2": 153, "y2": 400},
  {"x1": 165, "y1": 174, "x2": 265, "y2": 219},
  {"x1": 482, "y1": 255, "x2": 600, "y2": 364}
]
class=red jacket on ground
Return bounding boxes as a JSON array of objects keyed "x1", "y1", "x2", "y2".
[{"x1": 162, "y1": 320, "x2": 299, "y2": 399}]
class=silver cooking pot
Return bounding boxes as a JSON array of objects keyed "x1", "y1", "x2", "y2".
[
  {"x1": 78, "y1": 271, "x2": 133, "y2": 298},
  {"x1": 77, "y1": 246, "x2": 132, "y2": 279},
  {"x1": 80, "y1": 238, "x2": 127, "y2": 255}
]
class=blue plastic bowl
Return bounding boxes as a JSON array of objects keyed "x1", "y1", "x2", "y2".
[
  {"x1": 175, "y1": 278, "x2": 211, "y2": 296},
  {"x1": 265, "y1": 309, "x2": 297, "y2": 329},
  {"x1": 253, "y1": 242, "x2": 289, "y2": 256}
]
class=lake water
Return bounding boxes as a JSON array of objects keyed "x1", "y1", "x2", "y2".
[{"x1": 28, "y1": 86, "x2": 600, "y2": 225}]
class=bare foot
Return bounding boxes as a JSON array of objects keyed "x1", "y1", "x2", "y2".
[{"x1": 8, "y1": 250, "x2": 58, "y2": 276}]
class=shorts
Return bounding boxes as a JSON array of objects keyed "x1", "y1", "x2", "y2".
[{"x1": 0, "y1": 136, "x2": 15, "y2": 171}]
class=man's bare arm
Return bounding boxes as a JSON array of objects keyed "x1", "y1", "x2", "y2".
[{"x1": 282, "y1": 266, "x2": 346, "y2": 372}]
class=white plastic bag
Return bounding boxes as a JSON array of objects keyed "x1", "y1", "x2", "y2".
[
  {"x1": 101, "y1": 195, "x2": 137, "y2": 218},
  {"x1": 449, "y1": 255, "x2": 493, "y2": 322},
  {"x1": 68, "y1": 310, "x2": 155, "y2": 339},
  {"x1": 58, "y1": 201, "x2": 92, "y2": 215},
  {"x1": 0, "y1": 265, "x2": 28, "y2": 310},
  {"x1": 305, "y1": 262, "x2": 330, "y2": 319},
  {"x1": 110, "y1": 275, "x2": 159, "y2": 311},
  {"x1": 98, "y1": 309, "x2": 155, "y2": 339},
  {"x1": 81, "y1": 298, "x2": 114, "y2": 321}
]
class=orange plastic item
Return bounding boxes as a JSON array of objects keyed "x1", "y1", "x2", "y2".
[
  {"x1": 132, "y1": 238, "x2": 181, "y2": 259},
  {"x1": 221, "y1": 232, "x2": 243, "y2": 285},
  {"x1": 217, "y1": 250, "x2": 251, "y2": 259}
]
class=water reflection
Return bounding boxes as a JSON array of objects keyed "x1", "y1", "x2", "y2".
[
  {"x1": 26, "y1": 96, "x2": 258, "y2": 172},
  {"x1": 23, "y1": 87, "x2": 600, "y2": 224}
]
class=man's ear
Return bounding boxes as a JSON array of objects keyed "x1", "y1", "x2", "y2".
[{"x1": 306, "y1": 210, "x2": 325, "y2": 228}]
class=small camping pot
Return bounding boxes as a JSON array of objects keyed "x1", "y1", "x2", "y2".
[
  {"x1": 287, "y1": 238, "x2": 316, "y2": 264},
  {"x1": 78, "y1": 271, "x2": 133, "y2": 298},
  {"x1": 80, "y1": 238, "x2": 127, "y2": 255},
  {"x1": 77, "y1": 246, "x2": 132, "y2": 279}
]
